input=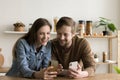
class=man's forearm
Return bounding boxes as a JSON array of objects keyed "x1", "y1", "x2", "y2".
[{"x1": 80, "y1": 71, "x2": 88, "y2": 77}]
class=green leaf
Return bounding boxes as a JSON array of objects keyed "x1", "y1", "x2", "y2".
[
  {"x1": 114, "y1": 66, "x2": 120, "y2": 74},
  {"x1": 108, "y1": 23, "x2": 116, "y2": 32},
  {"x1": 99, "y1": 17, "x2": 111, "y2": 21},
  {"x1": 96, "y1": 17, "x2": 117, "y2": 32}
]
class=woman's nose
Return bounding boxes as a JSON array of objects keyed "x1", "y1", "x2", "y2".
[{"x1": 43, "y1": 34, "x2": 48, "y2": 39}]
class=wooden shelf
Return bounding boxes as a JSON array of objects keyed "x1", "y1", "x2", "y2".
[
  {"x1": 85, "y1": 36, "x2": 117, "y2": 38},
  {"x1": 77, "y1": 35, "x2": 117, "y2": 38},
  {"x1": 76, "y1": 33, "x2": 118, "y2": 73},
  {"x1": 4, "y1": 31, "x2": 28, "y2": 34},
  {"x1": 96, "y1": 62, "x2": 117, "y2": 64}
]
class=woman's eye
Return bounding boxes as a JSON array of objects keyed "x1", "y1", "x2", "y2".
[
  {"x1": 39, "y1": 33, "x2": 43, "y2": 35},
  {"x1": 39, "y1": 32, "x2": 50, "y2": 35}
]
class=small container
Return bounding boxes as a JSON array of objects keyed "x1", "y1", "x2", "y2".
[
  {"x1": 13, "y1": 22, "x2": 25, "y2": 32},
  {"x1": 78, "y1": 20, "x2": 85, "y2": 36},
  {"x1": 86, "y1": 20, "x2": 92, "y2": 35},
  {"x1": 103, "y1": 52, "x2": 107, "y2": 62}
]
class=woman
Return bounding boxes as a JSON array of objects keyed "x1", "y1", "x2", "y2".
[{"x1": 6, "y1": 18, "x2": 57, "y2": 79}]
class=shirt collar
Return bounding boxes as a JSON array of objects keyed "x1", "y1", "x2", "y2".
[{"x1": 30, "y1": 44, "x2": 47, "y2": 54}]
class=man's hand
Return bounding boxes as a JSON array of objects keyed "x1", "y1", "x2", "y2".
[
  {"x1": 68, "y1": 64, "x2": 88, "y2": 78},
  {"x1": 56, "y1": 64, "x2": 70, "y2": 77}
]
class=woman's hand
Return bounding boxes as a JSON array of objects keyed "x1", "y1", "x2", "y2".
[
  {"x1": 34, "y1": 66, "x2": 57, "y2": 80},
  {"x1": 68, "y1": 64, "x2": 88, "y2": 79},
  {"x1": 57, "y1": 64, "x2": 69, "y2": 77}
]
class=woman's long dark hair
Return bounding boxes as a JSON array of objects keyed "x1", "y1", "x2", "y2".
[{"x1": 13, "y1": 18, "x2": 52, "y2": 59}]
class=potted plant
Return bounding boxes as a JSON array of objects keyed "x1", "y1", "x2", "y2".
[
  {"x1": 13, "y1": 22, "x2": 25, "y2": 31},
  {"x1": 114, "y1": 66, "x2": 120, "y2": 74},
  {"x1": 96, "y1": 17, "x2": 117, "y2": 36}
]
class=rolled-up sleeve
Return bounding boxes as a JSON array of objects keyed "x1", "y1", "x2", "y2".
[{"x1": 81, "y1": 39, "x2": 95, "y2": 76}]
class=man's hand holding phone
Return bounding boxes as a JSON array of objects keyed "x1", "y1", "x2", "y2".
[
  {"x1": 68, "y1": 61, "x2": 88, "y2": 78},
  {"x1": 69, "y1": 61, "x2": 79, "y2": 70}
]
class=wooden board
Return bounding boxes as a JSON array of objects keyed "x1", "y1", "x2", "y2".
[{"x1": 0, "y1": 54, "x2": 4, "y2": 67}]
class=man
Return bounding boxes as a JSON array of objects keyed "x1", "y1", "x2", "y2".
[{"x1": 51, "y1": 16, "x2": 95, "y2": 79}]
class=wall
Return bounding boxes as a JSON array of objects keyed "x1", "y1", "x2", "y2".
[{"x1": 0, "y1": 0, "x2": 120, "y2": 73}]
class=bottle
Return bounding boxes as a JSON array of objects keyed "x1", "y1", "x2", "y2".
[
  {"x1": 86, "y1": 20, "x2": 92, "y2": 35},
  {"x1": 78, "y1": 20, "x2": 85, "y2": 36},
  {"x1": 103, "y1": 52, "x2": 107, "y2": 62},
  {"x1": 0, "y1": 48, "x2": 4, "y2": 67},
  {"x1": 53, "y1": 17, "x2": 58, "y2": 32}
]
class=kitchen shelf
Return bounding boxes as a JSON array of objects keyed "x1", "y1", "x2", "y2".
[
  {"x1": 96, "y1": 62, "x2": 117, "y2": 65},
  {"x1": 77, "y1": 35, "x2": 117, "y2": 38},
  {"x1": 4, "y1": 31, "x2": 28, "y2": 34},
  {"x1": 77, "y1": 33, "x2": 118, "y2": 73},
  {"x1": 4, "y1": 31, "x2": 57, "y2": 35}
]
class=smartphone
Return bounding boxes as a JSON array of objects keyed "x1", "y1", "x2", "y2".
[
  {"x1": 48, "y1": 60, "x2": 58, "y2": 71},
  {"x1": 50, "y1": 60, "x2": 58, "y2": 67},
  {"x1": 69, "y1": 61, "x2": 78, "y2": 70}
]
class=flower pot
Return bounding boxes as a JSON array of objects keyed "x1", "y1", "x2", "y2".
[
  {"x1": 103, "y1": 31, "x2": 109, "y2": 36},
  {"x1": 94, "y1": 58, "x2": 99, "y2": 62}
]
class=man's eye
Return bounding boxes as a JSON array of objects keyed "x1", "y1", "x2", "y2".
[
  {"x1": 57, "y1": 33, "x2": 61, "y2": 35},
  {"x1": 47, "y1": 32, "x2": 50, "y2": 35},
  {"x1": 64, "y1": 34, "x2": 69, "y2": 36}
]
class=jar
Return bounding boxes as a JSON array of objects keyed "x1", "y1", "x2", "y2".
[
  {"x1": 86, "y1": 20, "x2": 92, "y2": 35},
  {"x1": 78, "y1": 20, "x2": 85, "y2": 36},
  {"x1": 103, "y1": 52, "x2": 107, "y2": 62}
]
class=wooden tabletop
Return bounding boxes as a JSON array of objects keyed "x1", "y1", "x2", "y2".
[{"x1": 0, "y1": 73, "x2": 120, "y2": 80}]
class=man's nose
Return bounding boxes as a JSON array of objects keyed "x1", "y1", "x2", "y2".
[{"x1": 60, "y1": 35, "x2": 65, "y2": 40}]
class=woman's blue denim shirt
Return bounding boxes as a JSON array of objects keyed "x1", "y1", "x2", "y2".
[{"x1": 6, "y1": 39, "x2": 51, "y2": 78}]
